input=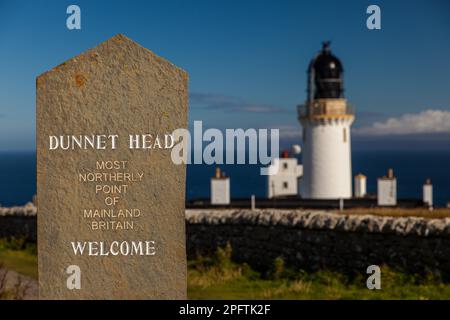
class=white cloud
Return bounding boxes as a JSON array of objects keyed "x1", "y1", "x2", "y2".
[{"x1": 355, "y1": 109, "x2": 450, "y2": 135}]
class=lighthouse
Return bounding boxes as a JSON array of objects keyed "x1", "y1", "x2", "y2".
[{"x1": 298, "y1": 42, "x2": 354, "y2": 199}]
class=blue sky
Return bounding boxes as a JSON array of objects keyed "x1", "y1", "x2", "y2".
[{"x1": 0, "y1": 0, "x2": 449, "y2": 151}]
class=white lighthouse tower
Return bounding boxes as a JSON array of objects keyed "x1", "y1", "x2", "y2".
[{"x1": 298, "y1": 42, "x2": 354, "y2": 199}]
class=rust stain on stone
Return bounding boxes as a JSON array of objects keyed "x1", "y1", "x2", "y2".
[
  {"x1": 36, "y1": 76, "x2": 43, "y2": 87},
  {"x1": 75, "y1": 74, "x2": 87, "y2": 87},
  {"x1": 53, "y1": 61, "x2": 68, "y2": 72},
  {"x1": 112, "y1": 34, "x2": 125, "y2": 43}
]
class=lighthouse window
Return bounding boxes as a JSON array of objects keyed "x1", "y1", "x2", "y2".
[
  {"x1": 283, "y1": 163, "x2": 288, "y2": 169},
  {"x1": 283, "y1": 182, "x2": 288, "y2": 189},
  {"x1": 343, "y1": 128, "x2": 347, "y2": 143}
]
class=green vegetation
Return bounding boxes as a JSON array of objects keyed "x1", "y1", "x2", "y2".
[
  {"x1": 0, "y1": 238, "x2": 37, "y2": 299},
  {"x1": 0, "y1": 238, "x2": 37, "y2": 279},
  {"x1": 187, "y1": 243, "x2": 450, "y2": 300},
  {"x1": 1, "y1": 239, "x2": 450, "y2": 299}
]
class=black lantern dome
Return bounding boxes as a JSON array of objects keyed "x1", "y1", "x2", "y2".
[{"x1": 307, "y1": 42, "x2": 344, "y2": 100}]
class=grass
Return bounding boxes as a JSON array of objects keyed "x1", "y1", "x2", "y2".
[
  {"x1": 335, "y1": 207, "x2": 450, "y2": 219},
  {"x1": 187, "y1": 244, "x2": 450, "y2": 300},
  {"x1": 1, "y1": 239, "x2": 450, "y2": 299},
  {"x1": 0, "y1": 238, "x2": 37, "y2": 279},
  {"x1": 0, "y1": 250, "x2": 37, "y2": 279},
  {"x1": 0, "y1": 238, "x2": 37, "y2": 299},
  {"x1": 189, "y1": 269, "x2": 450, "y2": 300}
]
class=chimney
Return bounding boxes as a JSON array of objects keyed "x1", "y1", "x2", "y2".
[
  {"x1": 215, "y1": 167, "x2": 221, "y2": 179},
  {"x1": 387, "y1": 168, "x2": 394, "y2": 179}
]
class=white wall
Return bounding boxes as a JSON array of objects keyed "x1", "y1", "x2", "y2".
[
  {"x1": 211, "y1": 178, "x2": 230, "y2": 205},
  {"x1": 355, "y1": 176, "x2": 367, "y2": 198},
  {"x1": 267, "y1": 158, "x2": 303, "y2": 198},
  {"x1": 423, "y1": 184, "x2": 433, "y2": 207},
  {"x1": 377, "y1": 178, "x2": 397, "y2": 206},
  {"x1": 300, "y1": 117, "x2": 353, "y2": 199}
]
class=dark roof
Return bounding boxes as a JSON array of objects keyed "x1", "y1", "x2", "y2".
[
  {"x1": 308, "y1": 42, "x2": 345, "y2": 99},
  {"x1": 309, "y1": 41, "x2": 343, "y2": 78}
]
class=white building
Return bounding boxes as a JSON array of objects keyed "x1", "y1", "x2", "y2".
[
  {"x1": 377, "y1": 169, "x2": 397, "y2": 206},
  {"x1": 423, "y1": 179, "x2": 433, "y2": 208},
  {"x1": 267, "y1": 151, "x2": 303, "y2": 199},
  {"x1": 354, "y1": 174, "x2": 367, "y2": 198},
  {"x1": 299, "y1": 42, "x2": 354, "y2": 199},
  {"x1": 211, "y1": 168, "x2": 230, "y2": 205}
]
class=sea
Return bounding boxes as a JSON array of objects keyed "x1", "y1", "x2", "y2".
[{"x1": 0, "y1": 150, "x2": 449, "y2": 207}]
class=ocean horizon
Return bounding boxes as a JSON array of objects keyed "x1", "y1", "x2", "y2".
[{"x1": 0, "y1": 149, "x2": 449, "y2": 207}]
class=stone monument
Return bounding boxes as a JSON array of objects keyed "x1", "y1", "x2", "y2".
[{"x1": 36, "y1": 34, "x2": 188, "y2": 299}]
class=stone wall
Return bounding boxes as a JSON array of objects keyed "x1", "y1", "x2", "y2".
[
  {"x1": 0, "y1": 203, "x2": 37, "y2": 241},
  {"x1": 186, "y1": 209, "x2": 450, "y2": 279},
  {"x1": 2, "y1": 205, "x2": 450, "y2": 278}
]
